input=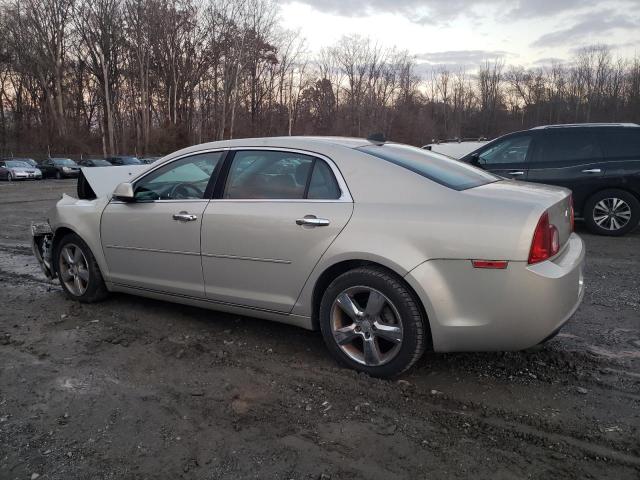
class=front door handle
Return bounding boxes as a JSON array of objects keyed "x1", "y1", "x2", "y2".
[
  {"x1": 582, "y1": 168, "x2": 602, "y2": 174},
  {"x1": 173, "y1": 211, "x2": 198, "y2": 222},
  {"x1": 296, "y1": 215, "x2": 330, "y2": 227},
  {"x1": 508, "y1": 171, "x2": 525, "y2": 176}
]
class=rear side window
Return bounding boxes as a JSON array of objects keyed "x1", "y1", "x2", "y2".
[
  {"x1": 535, "y1": 131, "x2": 602, "y2": 163},
  {"x1": 224, "y1": 150, "x2": 341, "y2": 200},
  {"x1": 358, "y1": 144, "x2": 497, "y2": 191},
  {"x1": 599, "y1": 130, "x2": 640, "y2": 159}
]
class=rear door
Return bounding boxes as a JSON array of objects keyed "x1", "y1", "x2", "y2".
[
  {"x1": 527, "y1": 128, "x2": 605, "y2": 212},
  {"x1": 474, "y1": 132, "x2": 535, "y2": 179},
  {"x1": 201, "y1": 149, "x2": 353, "y2": 313}
]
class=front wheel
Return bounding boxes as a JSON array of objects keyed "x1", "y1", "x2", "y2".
[
  {"x1": 584, "y1": 189, "x2": 640, "y2": 236},
  {"x1": 319, "y1": 267, "x2": 428, "y2": 377},
  {"x1": 7, "y1": 172, "x2": 12, "y2": 182},
  {"x1": 55, "y1": 171, "x2": 62, "y2": 179},
  {"x1": 55, "y1": 233, "x2": 108, "y2": 302}
]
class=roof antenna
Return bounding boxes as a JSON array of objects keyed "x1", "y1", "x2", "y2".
[{"x1": 367, "y1": 132, "x2": 386, "y2": 145}]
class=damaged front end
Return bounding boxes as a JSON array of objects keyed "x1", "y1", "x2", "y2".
[{"x1": 31, "y1": 222, "x2": 56, "y2": 279}]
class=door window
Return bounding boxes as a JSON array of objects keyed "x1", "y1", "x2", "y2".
[
  {"x1": 134, "y1": 152, "x2": 223, "y2": 201},
  {"x1": 535, "y1": 131, "x2": 603, "y2": 163},
  {"x1": 599, "y1": 130, "x2": 640, "y2": 159},
  {"x1": 223, "y1": 150, "x2": 341, "y2": 200},
  {"x1": 479, "y1": 135, "x2": 532, "y2": 165}
]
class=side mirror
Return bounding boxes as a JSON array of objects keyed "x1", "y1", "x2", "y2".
[
  {"x1": 113, "y1": 182, "x2": 135, "y2": 202},
  {"x1": 469, "y1": 153, "x2": 480, "y2": 166}
]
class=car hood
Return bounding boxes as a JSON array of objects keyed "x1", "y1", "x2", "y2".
[
  {"x1": 10, "y1": 167, "x2": 40, "y2": 173},
  {"x1": 80, "y1": 165, "x2": 150, "y2": 198}
]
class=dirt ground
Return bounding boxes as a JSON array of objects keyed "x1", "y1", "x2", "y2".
[{"x1": 0, "y1": 179, "x2": 638, "y2": 480}]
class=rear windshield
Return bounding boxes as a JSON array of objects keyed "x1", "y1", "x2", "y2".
[{"x1": 358, "y1": 144, "x2": 498, "y2": 190}]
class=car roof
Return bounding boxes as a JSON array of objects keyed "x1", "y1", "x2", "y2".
[{"x1": 531, "y1": 123, "x2": 640, "y2": 130}]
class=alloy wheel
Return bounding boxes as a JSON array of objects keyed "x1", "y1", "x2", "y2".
[
  {"x1": 330, "y1": 286, "x2": 404, "y2": 366},
  {"x1": 593, "y1": 197, "x2": 632, "y2": 231},
  {"x1": 7, "y1": 173, "x2": 12, "y2": 182},
  {"x1": 59, "y1": 243, "x2": 90, "y2": 296}
]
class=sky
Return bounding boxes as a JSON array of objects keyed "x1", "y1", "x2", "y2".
[{"x1": 279, "y1": 0, "x2": 640, "y2": 69}]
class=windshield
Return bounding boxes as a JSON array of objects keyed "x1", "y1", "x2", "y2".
[
  {"x1": 6, "y1": 160, "x2": 30, "y2": 168},
  {"x1": 358, "y1": 144, "x2": 498, "y2": 191},
  {"x1": 53, "y1": 158, "x2": 77, "y2": 166},
  {"x1": 116, "y1": 157, "x2": 141, "y2": 165}
]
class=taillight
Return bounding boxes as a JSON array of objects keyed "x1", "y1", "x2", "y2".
[
  {"x1": 528, "y1": 211, "x2": 560, "y2": 264},
  {"x1": 569, "y1": 195, "x2": 575, "y2": 232}
]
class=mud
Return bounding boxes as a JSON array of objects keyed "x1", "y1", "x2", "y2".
[{"x1": 0, "y1": 179, "x2": 638, "y2": 479}]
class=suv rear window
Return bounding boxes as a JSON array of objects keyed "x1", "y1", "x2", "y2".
[{"x1": 358, "y1": 144, "x2": 498, "y2": 190}]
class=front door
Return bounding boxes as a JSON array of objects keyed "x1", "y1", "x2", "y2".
[
  {"x1": 201, "y1": 149, "x2": 353, "y2": 312},
  {"x1": 101, "y1": 151, "x2": 224, "y2": 297},
  {"x1": 475, "y1": 132, "x2": 535, "y2": 180}
]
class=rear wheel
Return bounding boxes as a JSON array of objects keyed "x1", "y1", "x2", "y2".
[
  {"x1": 319, "y1": 267, "x2": 428, "y2": 377},
  {"x1": 55, "y1": 233, "x2": 108, "y2": 302},
  {"x1": 584, "y1": 189, "x2": 639, "y2": 236}
]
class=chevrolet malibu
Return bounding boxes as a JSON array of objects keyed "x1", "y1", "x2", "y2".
[{"x1": 31, "y1": 136, "x2": 585, "y2": 377}]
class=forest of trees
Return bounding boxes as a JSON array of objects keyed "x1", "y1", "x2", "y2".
[{"x1": 0, "y1": 0, "x2": 639, "y2": 158}]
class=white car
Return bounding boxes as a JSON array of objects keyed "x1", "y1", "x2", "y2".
[{"x1": 32, "y1": 136, "x2": 585, "y2": 377}]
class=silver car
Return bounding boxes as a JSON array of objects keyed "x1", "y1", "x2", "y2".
[
  {"x1": 31, "y1": 137, "x2": 585, "y2": 377},
  {"x1": 1, "y1": 159, "x2": 43, "y2": 180}
]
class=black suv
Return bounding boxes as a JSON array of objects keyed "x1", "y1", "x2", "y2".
[{"x1": 461, "y1": 123, "x2": 640, "y2": 236}]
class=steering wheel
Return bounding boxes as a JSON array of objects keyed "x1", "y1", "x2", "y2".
[{"x1": 168, "y1": 182, "x2": 203, "y2": 199}]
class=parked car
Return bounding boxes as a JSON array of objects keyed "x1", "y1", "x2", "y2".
[
  {"x1": 0, "y1": 159, "x2": 43, "y2": 180},
  {"x1": 78, "y1": 159, "x2": 113, "y2": 167},
  {"x1": 31, "y1": 136, "x2": 584, "y2": 377},
  {"x1": 461, "y1": 123, "x2": 640, "y2": 236},
  {"x1": 40, "y1": 158, "x2": 81, "y2": 179},
  {"x1": 106, "y1": 156, "x2": 142, "y2": 166}
]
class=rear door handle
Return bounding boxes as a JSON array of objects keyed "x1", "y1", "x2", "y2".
[
  {"x1": 581, "y1": 168, "x2": 602, "y2": 173},
  {"x1": 508, "y1": 171, "x2": 525, "y2": 176},
  {"x1": 296, "y1": 215, "x2": 330, "y2": 227},
  {"x1": 173, "y1": 211, "x2": 198, "y2": 222}
]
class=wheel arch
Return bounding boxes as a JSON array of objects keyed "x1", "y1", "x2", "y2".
[{"x1": 309, "y1": 259, "x2": 433, "y2": 350}]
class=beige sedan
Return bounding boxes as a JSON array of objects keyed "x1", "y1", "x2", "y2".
[{"x1": 32, "y1": 136, "x2": 585, "y2": 377}]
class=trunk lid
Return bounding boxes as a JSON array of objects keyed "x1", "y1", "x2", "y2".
[{"x1": 467, "y1": 179, "x2": 573, "y2": 257}]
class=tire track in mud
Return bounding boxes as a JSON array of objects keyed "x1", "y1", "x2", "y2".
[{"x1": 226, "y1": 357, "x2": 640, "y2": 469}]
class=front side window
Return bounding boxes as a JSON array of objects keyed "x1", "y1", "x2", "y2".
[
  {"x1": 479, "y1": 135, "x2": 532, "y2": 165},
  {"x1": 134, "y1": 152, "x2": 223, "y2": 201},
  {"x1": 223, "y1": 150, "x2": 341, "y2": 200}
]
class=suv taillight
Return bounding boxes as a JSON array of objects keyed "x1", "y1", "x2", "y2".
[
  {"x1": 528, "y1": 211, "x2": 560, "y2": 264},
  {"x1": 569, "y1": 194, "x2": 575, "y2": 232}
]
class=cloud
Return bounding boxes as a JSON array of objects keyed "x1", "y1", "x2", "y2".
[
  {"x1": 284, "y1": 0, "x2": 620, "y2": 22},
  {"x1": 416, "y1": 49, "x2": 513, "y2": 65},
  {"x1": 531, "y1": 10, "x2": 640, "y2": 48}
]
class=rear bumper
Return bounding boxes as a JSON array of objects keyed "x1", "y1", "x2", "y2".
[{"x1": 405, "y1": 233, "x2": 586, "y2": 352}]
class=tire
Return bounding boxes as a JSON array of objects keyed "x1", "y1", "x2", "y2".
[
  {"x1": 55, "y1": 233, "x2": 109, "y2": 303},
  {"x1": 7, "y1": 172, "x2": 12, "y2": 182},
  {"x1": 584, "y1": 189, "x2": 640, "y2": 236},
  {"x1": 56, "y1": 171, "x2": 62, "y2": 179},
  {"x1": 319, "y1": 266, "x2": 428, "y2": 378}
]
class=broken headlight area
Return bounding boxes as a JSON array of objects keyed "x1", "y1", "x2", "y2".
[{"x1": 31, "y1": 222, "x2": 56, "y2": 279}]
